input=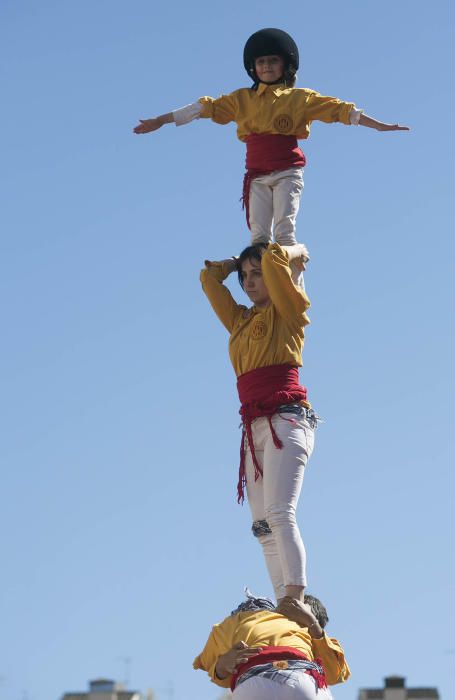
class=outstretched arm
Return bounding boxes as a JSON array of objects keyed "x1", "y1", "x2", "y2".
[
  {"x1": 134, "y1": 94, "x2": 238, "y2": 134},
  {"x1": 358, "y1": 112, "x2": 409, "y2": 131},
  {"x1": 133, "y1": 112, "x2": 174, "y2": 134},
  {"x1": 133, "y1": 102, "x2": 203, "y2": 134}
]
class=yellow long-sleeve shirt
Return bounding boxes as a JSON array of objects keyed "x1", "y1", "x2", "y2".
[
  {"x1": 198, "y1": 81, "x2": 356, "y2": 142},
  {"x1": 200, "y1": 244, "x2": 310, "y2": 380},
  {"x1": 193, "y1": 609, "x2": 350, "y2": 689}
]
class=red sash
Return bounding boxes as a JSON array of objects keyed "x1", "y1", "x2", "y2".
[
  {"x1": 236, "y1": 364, "x2": 307, "y2": 503},
  {"x1": 230, "y1": 645, "x2": 327, "y2": 691},
  {"x1": 242, "y1": 134, "x2": 306, "y2": 229}
]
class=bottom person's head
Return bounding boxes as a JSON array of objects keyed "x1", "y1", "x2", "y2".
[
  {"x1": 304, "y1": 594, "x2": 329, "y2": 629},
  {"x1": 230, "y1": 590, "x2": 329, "y2": 629}
]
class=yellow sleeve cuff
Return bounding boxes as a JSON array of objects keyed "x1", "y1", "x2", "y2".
[
  {"x1": 198, "y1": 96, "x2": 215, "y2": 118},
  {"x1": 339, "y1": 102, "x2": 356, "y2": 125},
  {"x1": 200, "y1": 261, "x2": 231, "y2": 283}
]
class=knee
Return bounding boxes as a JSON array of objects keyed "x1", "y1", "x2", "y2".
[
  {"x1": 251, "y1": 519, "x2": 272, "y2": 538},
  {"x1": 265, "y1": 504, "x2": 297, "y2": 529}
]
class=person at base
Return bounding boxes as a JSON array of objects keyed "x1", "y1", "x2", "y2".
[{"x1": 194, "y1": 590, "x2": 350, "y2": 699}]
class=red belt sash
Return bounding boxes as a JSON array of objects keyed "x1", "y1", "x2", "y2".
[
  {"x1": 230, "y1": 646, "x2": 327, "y2": 691},
  {"x1": 242, "y1": 133, "x2": 306, "y2": 229},
  {"x1": 236, "y1": 364, "x2": 307, "y2": 503}
]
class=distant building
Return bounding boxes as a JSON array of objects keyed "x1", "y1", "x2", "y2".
[
  {"x1": 61, "y1": 678, "x2": 143, "y2": 700},
  {"x1": 358, "y1": 675, "x2": 439, "y2": 700}
]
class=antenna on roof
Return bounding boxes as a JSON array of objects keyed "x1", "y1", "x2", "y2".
[{"x1": 116, "y1": 656, "x2": 131, "y2": 687}]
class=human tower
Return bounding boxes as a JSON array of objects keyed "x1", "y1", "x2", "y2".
[{"x1": 134, "y1": 28, "x2": 409, "y2": 700}]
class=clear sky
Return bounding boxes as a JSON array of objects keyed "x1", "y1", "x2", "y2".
[{"x1": 1, "y1": 1, "x2": 454, "y2": 699}]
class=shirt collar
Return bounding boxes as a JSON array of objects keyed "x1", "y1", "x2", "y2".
[{"x1": 256, "y1": 81, "x2": 287, "y2": 96}]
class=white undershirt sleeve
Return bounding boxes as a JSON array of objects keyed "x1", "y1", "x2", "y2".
[
  {"x1": 349, "y1": 107, "x2": 363, "y2": 126},
  {"x1": 173, "y1": 102, "x2": 203, "y2": 126}
]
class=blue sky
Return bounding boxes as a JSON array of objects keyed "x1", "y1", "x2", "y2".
[{"x1": 1, "y1": 1, "x2": 454, "y2": 699}]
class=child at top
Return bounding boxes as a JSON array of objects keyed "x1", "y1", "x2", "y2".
[{"x1": 134, "y1": 28, "x2": 409, "y2": 251}]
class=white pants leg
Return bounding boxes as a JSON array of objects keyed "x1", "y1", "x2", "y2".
[
  {"x1": 245, "y1": 412, "x2": 315, "y2": 600},
  {"x1": 233, "y1": 674, "x2": 334, "y2": 700},
  {"x1": 249, "y1": 168, "x2": 304, "y2": 246},
  {"x1": 249, "y1": 175, "x2": 274, "y2": 245},
  {"x1": 272, "y1": 168, "x2": 304, "y2": 246}
]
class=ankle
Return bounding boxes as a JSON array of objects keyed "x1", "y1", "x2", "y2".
[{"x1": 284, "y1": 585, "x2": 305, "y2": 602}]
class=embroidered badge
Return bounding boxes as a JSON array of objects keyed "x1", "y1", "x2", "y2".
[
  {"x1": 272, "y1": 660, "x2": 289, "y2": 670},
  {"x1": 251, "y1": 320, "x2": 267, "y2": 340},
  {"x1": 273, "y1": 113, "x2": 294, "y2": 133}
]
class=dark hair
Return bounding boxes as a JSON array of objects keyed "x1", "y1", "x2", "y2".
[
  {"x1": 236, "y1": 243, "x2": 268, "y2": 289},
  {"x1": 304, "y1": 594, "x2": 329, "y2": 629},
  {"x1": 230, "y1": 589, "x2": 276, "y2": 616},
  {"x1": 229, "y1": 589, "x2": 329, "y2": 628}
]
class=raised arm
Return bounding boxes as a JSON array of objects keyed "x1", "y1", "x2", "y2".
[
  {"x1": 276, "y1": 597, "x2": 350, "y2": 685},
  {"x1": 200, "y1": 258, "x2": 245, "y2": 333},
  {"x1": 261, "y1": 244, "x2": 311, "y2": 327}
]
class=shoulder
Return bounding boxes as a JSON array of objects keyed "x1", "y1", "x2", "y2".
[
  {"x1": 275, "y1": 87, "x2": 319, "y2": 103},
  {"x1": 299, "y1": 87, "x2": 320, "y2": 98},
  {"x1": 228, "y1": 87, "x2": 252, "y2": 98}
]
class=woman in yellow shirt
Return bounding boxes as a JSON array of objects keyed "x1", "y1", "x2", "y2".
[{"x1": 201, "y1": 242, "x2": 315, "y2": 604}]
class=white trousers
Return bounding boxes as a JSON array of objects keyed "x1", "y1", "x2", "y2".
[
  {"x1": 249, "y1": 167, "x2": 304, "y2": 247},
  {"x1": 245, "y1": 411, "x2": 315, "y2": 600},
  {"x1": 233, "y1": 673, "x2": 333, "y2": 700}
]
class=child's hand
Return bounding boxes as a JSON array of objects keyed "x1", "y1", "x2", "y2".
[
  {"x1": 375, "y1": 122, "x2": 410, "y2": 132},
  {"x1": 133, "y1": 118, "x2": 163, "y2": 134},
  {"x1": 358, "y1": 114, "x2": 410, "y2": 132}
]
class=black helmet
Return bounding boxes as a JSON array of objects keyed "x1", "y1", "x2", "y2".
[{"x1": 243, "y1": 28, "x2": 299, "y2": 83}]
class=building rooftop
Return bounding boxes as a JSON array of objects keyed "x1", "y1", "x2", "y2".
[
  {"x1": 359, "y1": 676, "x2": 439, "y2": 700},
  {"x1": 61, "y1": 679, "x2": 142, "y2": 700}
]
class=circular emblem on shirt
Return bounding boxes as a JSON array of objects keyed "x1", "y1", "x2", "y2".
[
  {"x1": 273, "y1": 113, "x2": 294, "y2": 133},
  {"x1": 251, "y1": 319, "x2": 267, "y2": 340}
]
